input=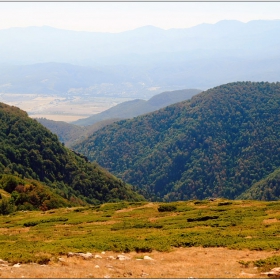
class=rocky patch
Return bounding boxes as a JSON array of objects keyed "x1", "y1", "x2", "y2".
[{"x1": 262, "y1": 267, "x2": 280, "y2": 277}]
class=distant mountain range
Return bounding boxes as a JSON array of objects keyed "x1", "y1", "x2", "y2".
[
  {"x1": 1, "y1": 20, "x2": 280, "y2": 65},
  {"x1": 0, "y1": 20, "x2": 280, "y2": 96},
  {"x1": 73, "y1": 82, "x2": 280, "y2": 201}
]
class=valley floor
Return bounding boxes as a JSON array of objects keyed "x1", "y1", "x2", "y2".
[{"x1": 0, "y1": 247, "x2": 278, "y2": 278}]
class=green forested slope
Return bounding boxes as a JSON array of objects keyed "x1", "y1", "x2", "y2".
[
  {"x1": 238, "y1": 168, "x2": 280, "y2": 200},
  {"x1": 74, "y1": 82, "x2": 280, "y2": 201},
  {"x1": 36, "y1": 117, "x2": 119, "y2": 147},
  {"x1": 0, "y1": 103, "x2": 143, "y2": 206},
  {"x1": 0, "y1": 174, "x2": 75, "y2": 213}
]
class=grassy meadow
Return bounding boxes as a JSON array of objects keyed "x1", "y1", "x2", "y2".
[{"x1": 0, "y1": 199, "x2": 280, "y2": 266}]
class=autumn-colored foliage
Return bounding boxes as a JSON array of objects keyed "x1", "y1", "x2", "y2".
[
  {"x1": 74, "y1": 82, "x2": 280, "y2": 201},
  {"x1": 0, "y1": 103, "x2": 143, "y2": 209}
]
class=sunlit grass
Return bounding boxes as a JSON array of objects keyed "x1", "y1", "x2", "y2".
[{"x1": 0, "y1": 199, "x2": 280, "y2": 264}]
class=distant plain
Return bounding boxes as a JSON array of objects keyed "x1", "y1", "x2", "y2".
[{"x1": 0, "y1": 93, "x2": 135, "y2": 122}]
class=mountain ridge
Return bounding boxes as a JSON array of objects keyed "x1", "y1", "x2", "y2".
[
  {"x1": 72, "y1": 88, "x2": 202, "y2": 126},
  {"x1": 73, "y1": 81, "x2": 280, "y2": 201},
  {"x1": 1, "y1": 19, "x2": 280, "y2": 96}
]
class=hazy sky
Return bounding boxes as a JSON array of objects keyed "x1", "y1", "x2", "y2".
[{"x1": 1, "y1": 2, "x2": 280, "y2": 32}]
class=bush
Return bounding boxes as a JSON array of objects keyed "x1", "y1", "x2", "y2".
[
  {"x1": 0, "y1": 175, "x2": 21, "y2": 193},
  {"x1": 253, "y1": 256, "x2": 280, "y2": 271},
  {"x1": 36, "y1": 256, "x2": 51, "y2": 265},
  {"x1": 187, "y1": 215, "x2": 219, "y2": 222},
  {"x1": 135, "y1": 246, "x2": 153, "y2": 253},
  {"x1": 0, "y1": 197, "x2": 15, "y2": 215},
  {"x1": 23, "y1": 221, "x2": 39, "y2": 227},
  {"x1": 158, "y1": 204, "x2": 177, "y2": 212},
  {"x1": 218, "y1": 201, "x2": 232, "y2": 206}
]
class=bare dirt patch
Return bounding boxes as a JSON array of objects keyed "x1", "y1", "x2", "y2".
[
  {"x1": 116, "y1": 203, "x2": 155, "y2": 213},
  {"x1": 0, "y1": 247, "x2": 278, "y2": 278},
  {"x1": 263, "y1": 218, "x2": 280, "y2": 224}
]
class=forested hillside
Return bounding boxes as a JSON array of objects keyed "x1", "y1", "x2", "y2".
[
  {"x1": 0, "y1": 102, "x2": 143, "y2": 207},
  {"x1": 238, "y1": 168, "x2": 280, "y2": 200},
  {"x1": 74, "y1": 82, "x2": 280, "y2": 201},
  {"x1": 36, "y1": 118, "x2": 119, "y2": 147}
]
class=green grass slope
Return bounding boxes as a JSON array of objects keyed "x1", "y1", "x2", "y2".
[
  {"x1": 0, "y1": 199, "x2": 280, "y2": 264},
  {"x1": 0, "y1": 102, "x2": 143, "y2": 206},
  {"x1": 73, "y1": 82, "x2": 280, "y2": 201}
]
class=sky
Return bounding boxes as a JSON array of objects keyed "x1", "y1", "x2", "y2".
[{"x1": 0, "y1": 2, "x2": 280, "y2": 33}]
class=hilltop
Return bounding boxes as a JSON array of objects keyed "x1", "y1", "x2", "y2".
[
  {"x1": 72, "y1": 89, "x2": 201, "y2": 126},
  {"x1": 74, "y1": 82, "x2": 280, "y2": 201}
]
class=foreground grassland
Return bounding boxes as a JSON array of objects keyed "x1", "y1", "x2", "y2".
[{"x1": 0, "y1": 199, "x2": 280, "y2": 265}]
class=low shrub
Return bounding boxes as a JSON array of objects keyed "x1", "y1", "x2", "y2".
[
  {"x1": 23, "y1": 221, "x2": 39, "y2": 227},
  {"x1": 187, "y1": 215, "x2": 219, "y2": 222},
  {"x1": 193, "y1": 200, "x2": 208, "y2": 205},
  {"x1": 36, "y1": 256, "x2": 51, "y2": 265},
  {"x1": 158, "y1": 204, "x2": 177, "y2": 212},
  {"x1": 23, "y1": 217, "x2": 68, "y2": 227},
  {"x1": 253, "y1": 255, "x2": 280, "y2": 271},
  {"x1": 218, "y1": 201, "x2": 233, "y2": 206},
  {"x1": 0, "y1": 197, "x2": 15, "y2": 215},
  {"x1": 135, "y1": 246, "x2": 153, "y2": 253},
  {"x1": 238, "y1": 260, "x2": 251, "y2": 268}
]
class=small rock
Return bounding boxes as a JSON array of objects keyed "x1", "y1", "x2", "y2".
[
  {"x1": 262, "y1": 267, "x2": 280, "y2": 277},
  {"x1": 13, "y1": 263, "x2": 21, "y2": 268},
  {"x1": 240, "y1": 272, "x2": 256, "y2": 277},
  {"x1": 101, "y1": 251, "x2": 106, "y2": 254},
  {"x1": 80, "y1": 253, "x2": 93, "y2": 259},
  {"x1": 106, "y1": 265, "x2": 114, "y2": 268},
  {"x1": 143, "y1": 256, "x2": 153, "y2": 260},
  {"x1": 107, "y1": 256, "x2": 116, "y2": 260},
  {"x1": 117, "y1": 255, "x2": 130, "y2": 261},
  {"x1": 95, "y1": 265, "x2": 100, "y2": 268},
  {"x1": 0, "y1": 259, "x2": 8, "y2": 265},
  {"x1": 67, "y1": 252, "x2": 76, "y2": 257},
  {"x1": 270, "y1": 267, "x2": 280, "y2": 273},
  {"x1": 58, "y1": 257, "x2": 65, "y2": 262},
  {"x1": 95, "y1": 254, "x2": 102, "y2": 259},
  {"x1": 104, "y1": 275, "x2": 110, "y2": 279}
]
